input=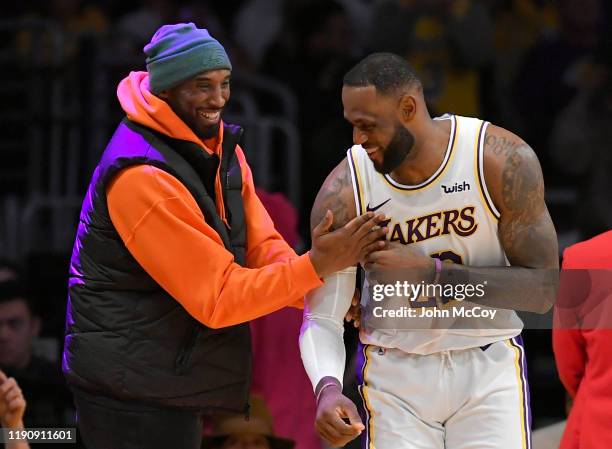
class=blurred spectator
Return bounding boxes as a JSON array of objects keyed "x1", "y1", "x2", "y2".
[
  {"x1": 549, "y1": 40, "x2": 612, "y2": 237},
  {"x1": 250, "y1": 189, "x2": 320, "y2": 449},
  {"x1": 254, "y1": 189, "x2": 299, "y2": 249},
  {"x1": 15, "y1": 0, "x2": 109, "y2": 63},
  {"x1": 368, "y1": 0, "x2": 415, "y2": 56},
  {"x1": 335, "y1": 0, "x2": 374, "y2": 55},
  {"x1": 0, "y1": 370, "x2": 31, "y2": 449},
  {"x1": 513, "y1": 0, "x2": 604, "y2": 184},
  {"x1": 202, "y1": 394, "x2": 295, "y2": 449},
  {"x1": 0, "y1": 260, "x2": 21, "y2": 284},
  {"x1": 369, "y1": 0, "x2": 493, "y2": 117},
  {"x1": 178, "y1": 2, "x2": 252, "y2": 73},
  {"x1": 0, "y1": 280, "x2": 73, "y2": 429},
  {"x1": 110, "y1": 2, "x2": 252, "y2": 72},
  {"x1": 553, "y1": 230, "x2": 612, "y2": 449},
  {"x1": 177, "y1": 2, "x2": 227, "y2": 49},
  {"x1": 233, "y1": 0, "x2": 284, "y2": 68},
  {"x1": 263, "y1": 0, "x2": 355, "y2": 108},
  {"x1": 0, "y1": 282, "x2": 40, "y2": 373},
  {"x1": 44, "y1": 0, "x2": 108, "y2": 36},
  {"x1": 262, "y1": 1, "x2": 357, "y2": 225},
  {"x1": 113, "y1": 0, "x2": 179, "y2": 57},
  {"x1": 486, "y1": 0, "x2": 557, "y2": 128},
  {"x1": 206, "y1": 0, "x2": 248, "y2": 37}
]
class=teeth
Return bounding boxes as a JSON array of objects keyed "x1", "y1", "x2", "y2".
[{"x1": 200, "y1": 111, "x2": 220, "y2": 120}]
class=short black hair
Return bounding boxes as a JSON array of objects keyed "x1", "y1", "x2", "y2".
[
  {"x1": 0, "y1": 280, "x2": 36, "y2": 316},
  {"x1": 343, "y1": 52, "x2": 421, "y2": 96}
]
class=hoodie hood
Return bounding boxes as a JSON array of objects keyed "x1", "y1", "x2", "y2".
[{"x1": 117, "y1": 71, "x2": 222, "y2": 155}]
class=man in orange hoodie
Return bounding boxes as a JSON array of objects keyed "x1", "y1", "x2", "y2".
[{"x1": 62, "y1": 23, "x2": 386, "y2": 449}]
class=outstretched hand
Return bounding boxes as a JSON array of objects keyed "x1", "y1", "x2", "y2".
[{"x1": 310, "y1": 211, "x2": 387, "y2": 278}]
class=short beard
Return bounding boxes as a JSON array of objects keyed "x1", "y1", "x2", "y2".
[
  {"x1": 196, "y1": 122, "x2": 220, "y2": 140},
  {"x1": 374, "y1": 124, "x2": 415, "y2": 174}
]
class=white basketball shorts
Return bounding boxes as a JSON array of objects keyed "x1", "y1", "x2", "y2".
[{"x1": 356, "y1": 336, "x2": 531, "y2": 449}]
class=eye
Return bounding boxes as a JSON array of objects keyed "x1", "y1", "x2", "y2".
[{"x1": 8, "y1": 318, "x2": 24, "y2": 330}]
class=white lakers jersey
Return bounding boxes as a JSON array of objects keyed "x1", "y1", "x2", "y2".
[{"x1": 347, "y1": 114, "x2": 522, "y2": 354}]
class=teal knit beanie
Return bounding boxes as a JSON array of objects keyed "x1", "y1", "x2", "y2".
[{"x1": 144, "y1": 23, "x2": 232, "y2": 94}]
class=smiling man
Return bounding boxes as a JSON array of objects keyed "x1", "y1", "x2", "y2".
[
  {"x1": 299, "y1": 53, "x2": 559, "y2": 449},
  {"x1": 63, "y1": 23, "x2": 386, "y2": 449}
]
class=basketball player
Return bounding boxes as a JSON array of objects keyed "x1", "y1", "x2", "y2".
[{"x1": 299, "y1": 53, "x2": 559, "y2": 449}]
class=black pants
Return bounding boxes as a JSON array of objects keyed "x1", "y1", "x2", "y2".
[{"x1": 72, "y1": 388, "x2": 202, "y2": 449}]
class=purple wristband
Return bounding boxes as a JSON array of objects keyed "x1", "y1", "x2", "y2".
[
  {"x1": 433, "y1": 258, "x2": 442, "y2": 284},
  {"x1": 316, "y1": 382, "x2": 340, "y2": 404}
]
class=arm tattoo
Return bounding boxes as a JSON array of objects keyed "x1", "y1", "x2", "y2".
[
  {"x1": 442, "y1": 130, "x2": 560, "y2": 314},
  {"x1": 497, "y1": 143, "x2": 558, "y2": 268},
  {"x1": 501, "y1": 145, "x2": 542, "y2": 212},
  {"x1": 485, "y1": 134, "x2": 520, "y2": 157},
  {"x1": 310, "y1": 159, "x2": 355, "y2": 231}
]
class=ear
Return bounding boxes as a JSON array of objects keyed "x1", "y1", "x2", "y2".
[{"x1": 397, "y1": 94, "x2": 417, "y2": 124}]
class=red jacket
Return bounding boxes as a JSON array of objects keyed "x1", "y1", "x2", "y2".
[{"x1": 553, "y1": 231, "x2": 612, "y2": 449}]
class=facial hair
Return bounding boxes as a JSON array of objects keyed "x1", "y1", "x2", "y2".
[
  {"x1": 374, "y1": 124, "x2": 415, "y2": 174},
  {"x1": 197, "y1": 122, "x2": 221, "y2": 140}
]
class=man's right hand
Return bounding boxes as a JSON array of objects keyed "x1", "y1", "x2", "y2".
[
  {"x1": 315, "y1": 379, "x2": 365, "y2": 448},
  {"x1": 309, "y1": 211, "x2": 387, "y2": 278},
  {"x1": 0, "y1": 370, "x2": 26, "y2": 429}
]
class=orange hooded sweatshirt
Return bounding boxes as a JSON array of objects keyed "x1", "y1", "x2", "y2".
[{"x1": 107, "y1": 72, "x2": 321, "y2": 328}]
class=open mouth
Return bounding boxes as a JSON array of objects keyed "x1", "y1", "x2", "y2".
[
  {"x1": 365, "y1": 147, "x2": 380, "y2": 158},
  {"x1": 198, "y1": 110, "x2": 221, "y2": 122}
]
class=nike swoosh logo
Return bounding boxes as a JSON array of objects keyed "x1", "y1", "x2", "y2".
[{"x1": 366, "y1": 198, "x2": 391, "y2": 212}]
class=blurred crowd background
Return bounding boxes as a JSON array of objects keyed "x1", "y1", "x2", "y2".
[{"x1": 0, "y1": 0, "x2": 611, "y2": 447}]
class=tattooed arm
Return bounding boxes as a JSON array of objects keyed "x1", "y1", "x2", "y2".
[
  {"x1": 300, "y1": 159, "x2": 374, "y2": 447},
  {"x1": 302, "y1": 158, "x2": 357, "y2": 392},
  {"x1": 485, "y1": 125, "x2": 558, "y2": 270},
  {"x1": 310, "y1": 158, "x2": 357, "y2": 231},
  {"x1": 439, "y1": 125, "x2": 559, "y2": 313}
]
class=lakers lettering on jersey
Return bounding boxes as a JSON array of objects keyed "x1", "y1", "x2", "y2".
[
  {"x1": 347, "y1": 114, "x2": 522, "y2": 354},
  {"x1": 384, "y1": 206, "x2": 478, "y2": 247}
]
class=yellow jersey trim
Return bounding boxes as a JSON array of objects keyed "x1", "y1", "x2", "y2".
[{"x1": 475, "y1": 121, "x2": 501, "y2": 220}]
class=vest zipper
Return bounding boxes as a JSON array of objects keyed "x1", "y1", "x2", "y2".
[{"x1": 175, "y1": 327, "x2": 200, "y2": 374}]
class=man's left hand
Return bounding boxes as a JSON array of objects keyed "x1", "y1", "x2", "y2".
[{"x1": 363, "y1": 241, "x2": 434, "y2": 271}]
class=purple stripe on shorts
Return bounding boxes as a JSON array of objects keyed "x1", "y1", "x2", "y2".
[
  {"x1": 357, "y1": 342, "x2": 372, "y2": 449},
  {"x1": 510, "y1": 335, "x2": 532, "y2": 449}
]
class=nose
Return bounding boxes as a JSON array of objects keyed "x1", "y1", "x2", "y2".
[
  {"x1": 353, "y1": 127, "x2": 367, "y2": 146},
  {"x1": 209, "y1": 86, "x2": 226, "y2": 109}
]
